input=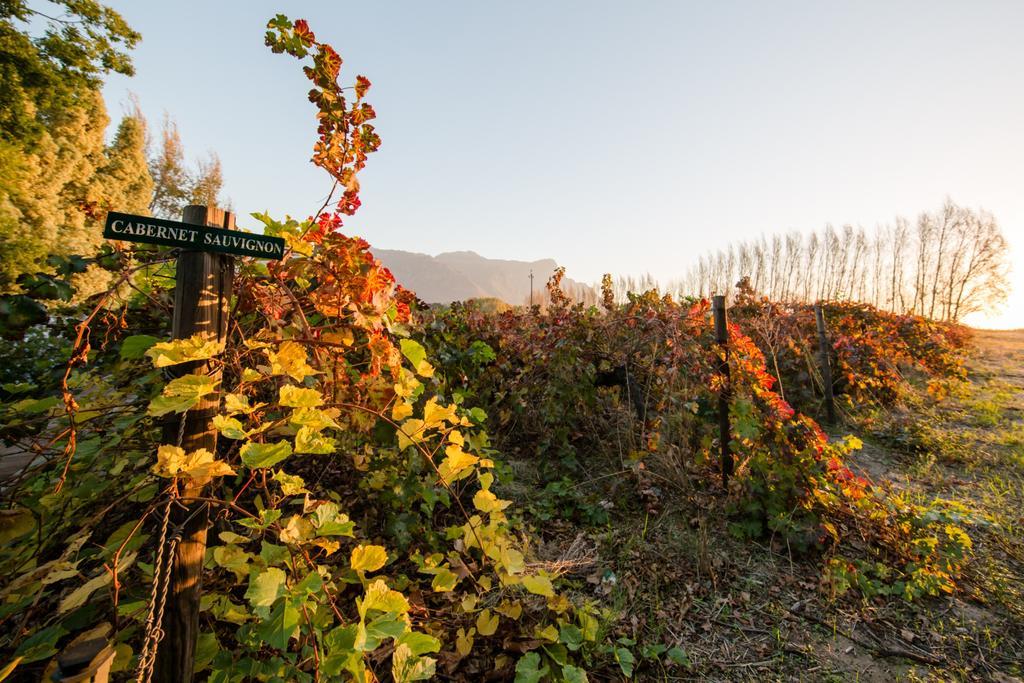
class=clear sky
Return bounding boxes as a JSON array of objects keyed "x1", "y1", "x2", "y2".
[{"x1": 100, "y1": 1, "x2": 1024, "y2": 328}]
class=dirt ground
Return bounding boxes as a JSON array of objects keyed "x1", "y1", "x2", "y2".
[{"x1": 531, "y1": 328, "x2": 1024, "y2": 681}]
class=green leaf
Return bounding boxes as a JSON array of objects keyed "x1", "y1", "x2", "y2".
[
  {"x1": 147, "y1": 374, "x2": 217, "y2": 417},
  {"x1": 293, "y1": 570, "x2": 323, "y2": 598},
  {"x1": 0, "y1": 295, "x2": 47, "y2": 335},
  {"x1": 350, "y1": 544, "x2": 388, "y2": 573},
  {"x1": 558, "y1": 624, "x2": 583, "y2": 651},
  {"x1": 14, "y1": 623, "x2": 66, "y2": 663},
  {"x1": 513, "y1": 652, "x2": 548, "y2": 683},
  {"x1": 240, "y1": 440, "x2": 292, "y2": 469},
  {"x1": 244, "y1": 567, "x2": 287, "y2": 608},
  {"x1": 312, "y1": 503, "x2": 355, "y2": 537},
  {"x1": 614, "y1": 647, "x2": 635, "y2": 677},
  {"x1": 119, "y1": 334, "x2": 159, "y2": 360},
  {"x1": 365, "y1": 613, "x2": 406, "y2": 647},
  {"x1": 12, "y1": 396, "x2": 58, "y2": 414},
  {"x1": 255, "y1": 599, "x2": 300, "y2": 650},
  {"x1": 396, "y1": 631, "x2": 441, "y2": 656},
  {"x1": 562, "y1": 664, "x2": 589, "y2": 683},
  {"x1": 0, "y1": 508, "x2": 34, "y2": 545},
  {"x1": 430, "y1": 567, "x2": 458, "y2": 592},
  {"x1": 666, "y1": 646, "x2": 690, "y2": 667},
  {"x1": 275, "y1": 471, "x2": 308, "y2": 496},
  {"x1": 195, "y1": 631, "x2": 219, "y2": 673},
  {"x1": 212, "y1": 415, "x2": 247, "y2": 440},
  {"x1": 259, "y1": 541, "x2": 289, "y2": 566},
  {"x1": 399, "y1": 339, "x2": 434, "y2": 377}
]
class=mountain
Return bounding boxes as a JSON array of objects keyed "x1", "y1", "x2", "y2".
[{"x1": 373, "y1": 248, "x2": 591, "y2": 305}]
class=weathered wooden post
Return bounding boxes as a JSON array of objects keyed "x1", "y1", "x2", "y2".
[
  {"x1": 712, "y1": 295, "x2": 733, "y2": 486},
  {"x1": 101, "y1": 206, "x2": 284, "y2": 681},
  {"x1": 154, "y1": 205, "x2": 234, "y2": 682},
  {"x1": 814, "y1": 303, "x2": 837, "y2": 425}
]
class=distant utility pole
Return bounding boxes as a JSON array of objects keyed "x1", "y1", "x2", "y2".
[{"x1": 529, "y1": 269, "x2": 534, "y2": 307}]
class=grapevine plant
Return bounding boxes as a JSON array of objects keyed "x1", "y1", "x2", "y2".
[
  {"x1": 426, "y1": 276, "x2": 974, "y2": 602},
  {"x1": 0, "y1": 16, "x2": 590, "y2": 682}
]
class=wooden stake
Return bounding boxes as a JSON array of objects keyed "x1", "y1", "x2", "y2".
[
  {"x1": 712, "y1": 295, "x2": 733, "y2": 486},
  {"x1": 153, "y1": 206, "x2": 234, "y2": 683},
  {"x1": 814, "y1": 303, "x2": 836, "y2": 425}
]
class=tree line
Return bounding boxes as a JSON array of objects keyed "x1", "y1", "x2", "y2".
[
  {"x1": 0, "y1": 1, "x2": 225, "y2": 295},
  {"x1": 669, "y1": 200, "x2": 1008, "y2": 322}
]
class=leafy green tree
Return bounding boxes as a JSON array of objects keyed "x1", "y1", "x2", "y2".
[{"x1": 0, "y1": 0, "x2": 142, "y2": 292}]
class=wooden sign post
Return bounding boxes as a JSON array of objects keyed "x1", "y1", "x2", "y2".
[
  {"x1": 712, "y1": 296, "x2": 733, "y2": 486},
  {"x1": 104, "y1": 207, "x2": 283, "y2": 682},
  {"x1": 813, "y1": 303, "x2": 837, "y2": 425}
]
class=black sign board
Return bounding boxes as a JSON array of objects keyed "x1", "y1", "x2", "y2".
[{"x1": 103, "y1": 211, "x2": 285, "y2": 260}]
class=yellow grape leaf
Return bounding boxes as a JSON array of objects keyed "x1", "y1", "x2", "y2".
[
  {"x1": 212, "y1": 544, "x2": 252, "y2": 581},
  {"x1": 0, "y1": 657, "x2": 23, "y2": 681},
  {"x1": 495, "y1": 600, "x2": 522, "y2": 620},
  {"x1": 284, "y1": 231, "x2": 314, "y2": 257},
  {"x1": 473, "y1": 489, "x2": 511, "y2": 514},
  {"x1": 455, "y1": 627, "x2": 475, "y2": 657},
  {"x1": 423, "y1": 399, "x2": 457, "y2": 428},
  {"x1": 279, "y1": 515, "x2": 315, "y2": 545},
  {"x1": 147, "y1": 374, "x2": 217, "y2": 417},
  {"x1": 290, "y1": 407, "x2": 340, "y2": 431},
  {"x1": 391, "y1": 643, "x2": 437, "y2": 683},
  {"x1": 475, "y1": 609, "x2": 499, "y2": 636},
  {"x1": 294, "y1": 426, "x2": 336, "y2": 454},
  {"x1": 312, "y1": 538, "x2": 340, "y2": 555},
  {"x1": 547, "y1": 593, "x2": 570, "y2": 613},
  {"x1": 535, "y1": 624, "x2": 559, "y2": 642},
  {"x1": 360, "y1": 579, "x2": 409, "y2": 616},
  {"x1": 396, "y1": 418, "x2": 426, "y2": 451},
  {"x1": 240, "y1": 368, "x2": 262, "y2": 383},
  {"x1": 152, "y1": 445, "x2": 235, "y2": 480},
  {"x1": 522, "y1": 574, "x2": 554, "y2": 598},
  {"x1": 350, "y1": 544, "x2": 388, "y2": 573},
  {"x1": 239, "y1": 440, "x2": 292, "y2": 469},
  {"x1": 438, "y1": 444, "x2": 478, "y2": 484},
  {"x1": 391, "y1": 401, "x2": 413, "y2": 421},
  {"x1": 323, "y1": 328, "x2": 355, "y2": 347},
  {"x1": 275, "y1": 471, "x2": 308, "y2": 496},
  {"x1": 59, "y1": 571, "x2": 112, "y2": 614},
  {"x1": 224, "y1": 393, "x2": 263, "y2": 415},
  {"x1": 145, "y1": 334, "x2": 224, "y2": 367},
  {"x1": 394, "y1": 369, "x2": 421, "y2": 399},
  {"x1": 279, "y1": 384, "x2": 323, "y2": 408},
  {"x1": 267, "y1": 341, "x2": 318, "y2": 382}
]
